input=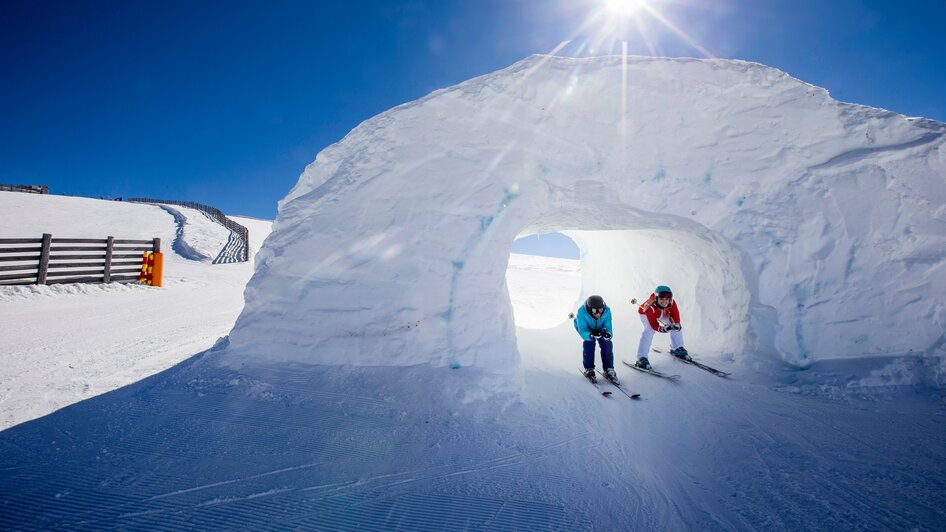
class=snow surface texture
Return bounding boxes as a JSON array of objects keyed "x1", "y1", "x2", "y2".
[
  {"x1": 225, "y1": 55, "x2": 946, "y2": 372},
  {"x1": 3, "y1": 358, "x2": 944, "y2": 531},
  {"x1": 0, "y1": 193, "x2": 272, "y2": 429}
]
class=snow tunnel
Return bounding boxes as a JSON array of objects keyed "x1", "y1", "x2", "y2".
[
  {"x1": 223, "y1": 55, "x2": 946, "y2": 371},
  {"x1": 506, "y1": 217, "x2": 750, "y2": 357},
  {"x1": 506, "y1": 224, "x2": 748, "y2": 364}
]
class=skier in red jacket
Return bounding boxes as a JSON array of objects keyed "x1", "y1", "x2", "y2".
[{"x1": 635, "y1": 285, "x2": 689, "y2": 369}]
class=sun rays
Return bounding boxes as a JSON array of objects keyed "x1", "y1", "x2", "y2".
[
  {"x1": 576, "y1": 0, "x2": 717, "y2": 60},
  {"x1": 463, "y1": 0, "x2": 718, "y2": 182}
]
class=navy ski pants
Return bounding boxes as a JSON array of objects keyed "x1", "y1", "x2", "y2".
[{"x1": 582, "y1": 338, "x2": 614, "y2": 370}]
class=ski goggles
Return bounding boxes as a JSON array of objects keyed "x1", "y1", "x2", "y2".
[
  {"x1": 590, "y1": 307, "x2": 604, "y2": 314},
  {"x1": 656, "y1": 292, "x2": 672, "y2": 299}
]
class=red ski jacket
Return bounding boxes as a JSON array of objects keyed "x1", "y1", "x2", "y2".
[{"x1": 638, "y1": 294, "x2": 681, "y2": 332}]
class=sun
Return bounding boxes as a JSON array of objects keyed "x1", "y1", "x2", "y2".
[{"x1": 602, "y1": 0, "x2": 650, "y2": 17}]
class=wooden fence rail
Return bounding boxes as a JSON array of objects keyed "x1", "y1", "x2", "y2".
[{"x1": 0, "y1": 234, "x2": 160, "y2": 286}]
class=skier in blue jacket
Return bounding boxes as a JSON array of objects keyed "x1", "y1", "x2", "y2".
[{"x1": 573, "y1": 295, "x2": 618, "y2": 384}]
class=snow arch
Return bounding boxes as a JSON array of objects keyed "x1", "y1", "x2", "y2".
[{"x1": 224, "y1": 55, "x2": 946, "y2": 370}]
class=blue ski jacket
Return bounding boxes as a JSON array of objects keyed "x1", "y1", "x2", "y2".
[{"x1": 573, "y1": 305, "x2": 613, "y2": 341}]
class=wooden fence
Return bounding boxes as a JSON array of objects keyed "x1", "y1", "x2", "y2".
[
  {"x1": 0, "y1": 184, "x2": 48, "y2": 194},
  {"x1": 0, "y1": 235, "x2": 160, "y2": 286},
  {"x1": 128, "y1": 198, "x2": 249, "y2": 262}
]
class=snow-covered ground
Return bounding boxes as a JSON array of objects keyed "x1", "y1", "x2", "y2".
[
  {"x1": 0, "y1": 192, "x2": 272, "y2": 430},
  {"x1": 6, "y1": 354, "x2": 946, "y2": 530}
]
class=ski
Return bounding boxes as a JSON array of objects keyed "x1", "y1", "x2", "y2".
[
  {"x1": 622, "y1": 360, "x2": 680, "y2": 381},
  {"x1": 580, "y1": 370, "x2": 612, "y2": 397},
  {"x1": 596, "y1": 370, "x2": 641, "y2": 399},
  {"x1": 684, "y1": 359, "x2": 731, "y2": 377},
  {"x1": 653, "y1": 348, "x2": 731, "y2": 377}
]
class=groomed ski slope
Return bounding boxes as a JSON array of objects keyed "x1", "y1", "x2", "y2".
[{"x1": 1, "y1": 329, "x2": 943, "y2": 529}]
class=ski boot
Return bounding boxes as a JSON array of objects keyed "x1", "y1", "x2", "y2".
[
  {"x1": 584, "y1": 368, "x2": 597, "y2": 383},
  {"x1": 671, "y1": 347, "x2": 691, "y2": 361},
  {"x1": 605, "y1": 368, "x2": 620, "y2": 384},
  {"x1": 635, "y1": 357, "x2": 652, "y2": 370}
]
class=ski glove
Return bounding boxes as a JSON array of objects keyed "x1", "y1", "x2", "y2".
[
  {"x1": 590, "y1": 329, "x2": 602, "y2": 339},
  {"x1": 602, "y1": 331, "x2": 612, "y2": 340},
  {"x1": 668, "y1": 323, "x2": 682, "y2": 331}
]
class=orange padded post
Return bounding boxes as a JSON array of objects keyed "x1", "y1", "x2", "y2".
[{"x1": 150, "y1": 252, "x2": 164, "y2": 287}]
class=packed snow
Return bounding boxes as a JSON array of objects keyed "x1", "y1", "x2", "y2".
[{"x1": 2, "y1": 55, "x2": 946, "y2": 530}]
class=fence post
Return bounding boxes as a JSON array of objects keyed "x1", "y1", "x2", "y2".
[
  {"x1": 153, "y1": 237, "x2": 161, "y2": 254},
  {"x1": 37, "y1": 233, "x2": 52, "y2": 285},
  {"x1": 103, "y1": 236, "x2": 114, "y2": 283}
]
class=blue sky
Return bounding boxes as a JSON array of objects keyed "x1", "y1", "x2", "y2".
[{"x1": 2, "y1": 0, "x2": 945, "y2": 258}]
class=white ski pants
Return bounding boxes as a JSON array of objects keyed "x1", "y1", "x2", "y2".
[{"x1": 637, "y1": 314, "x2": 685, "y2": 358}]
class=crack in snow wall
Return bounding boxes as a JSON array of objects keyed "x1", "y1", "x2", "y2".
[{"x1": 222, "y1": 55, "x2": 946, "y2": 370}]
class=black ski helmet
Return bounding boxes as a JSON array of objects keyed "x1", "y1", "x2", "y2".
[{"x1": 585, "y1": 295, "x2": 606, "y2": 314}]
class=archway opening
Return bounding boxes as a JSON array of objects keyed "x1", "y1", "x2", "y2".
[{"x1": 506, "y1": 224, "x2": 751, "y2": 372}]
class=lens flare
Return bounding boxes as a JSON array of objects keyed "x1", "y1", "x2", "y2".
[{"x1": 602, "y1": 0, "x2": 649, "y2": 17}]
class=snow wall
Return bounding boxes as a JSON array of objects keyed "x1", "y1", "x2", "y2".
[{"x1": 223, "y1": 55, "x2": 946, "y2": 371}]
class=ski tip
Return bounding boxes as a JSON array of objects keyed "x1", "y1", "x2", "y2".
[
  {"x1": 602, "y1": 391, "x2": 613, "y2": 396},
  {"x1": 631, "y1": 393, "x2": 641, "y2": 399}
]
